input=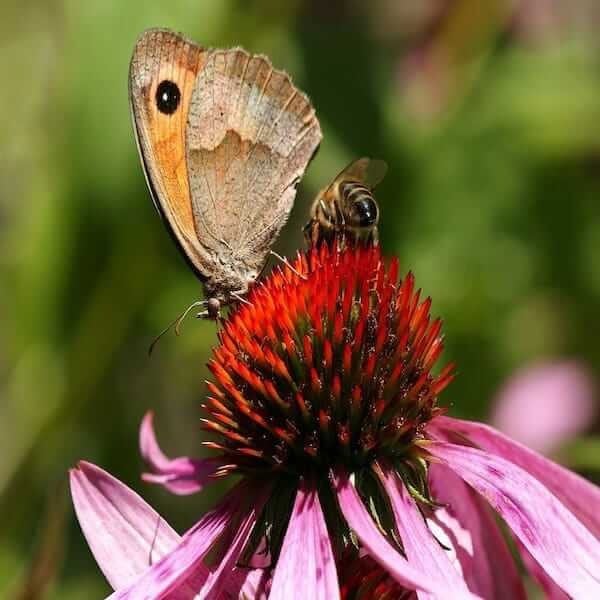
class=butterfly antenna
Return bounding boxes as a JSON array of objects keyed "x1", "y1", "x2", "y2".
[
  {"x1": 174, "y1": 300, "x2": 208, "y2": 335},
  {"x1": 148, "y1": 300, "x2": 206, "y2": 356}
]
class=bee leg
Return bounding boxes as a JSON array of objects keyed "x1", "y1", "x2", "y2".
[
  {"x1": 302, "y1": 219, "x2": 315, "y2": 244},
  {"x1": 371, "y1": 227, "x2": 379, "y2": 246},
  {"x1": 309, "y1": 218, "x2": 326, "y2": 247}
]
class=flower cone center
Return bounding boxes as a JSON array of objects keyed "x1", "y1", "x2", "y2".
[{"x1": 203, "y1": 243, "x2": 453, "y2": 478}]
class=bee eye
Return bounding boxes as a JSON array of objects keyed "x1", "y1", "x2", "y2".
[
  {"x1": 155, "y1": 80, "x2": 181, "y2": 114},
  {"x1": 351, "y1": 196, "x2": 379, "y2": 227}
]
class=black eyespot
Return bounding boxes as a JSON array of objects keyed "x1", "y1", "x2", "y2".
[
  {"x1": 352, "y1": 196, "x2": 379, "y2": 227},
  {"x1": 155, "y1": 80, "x2": 181, "y2": 115}
]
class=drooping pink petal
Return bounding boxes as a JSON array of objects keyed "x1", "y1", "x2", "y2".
[
  {"x1": 70, "y1": 462, "x2": 256, "y2": 600},
  {"x1": 491, "y1": 361, "x2": 595, "y2": 454},
  {"x1": 197, "y1": 496, "x2": 262, "y2": 599},
  {"x1": 333, "y1": 470, "x2": 476, "y2": 599},
  {"x1": 69, "y1": 461, "x2": 193, "y2": 590},
  {"x1": 108, "y1": 481, "x2": 265, "y2": 599},
  {"x1": 428, "y1": 463, "x2": 526, "y2": 599},
  {"x1": 429, "y1": 416, "x2": 600, "y2": 538},
  {"x1": 139, "y1": 411, "x2": 217, "y2": 495},
  {"x1": 231, "y1": 567, "x2": 270, "y2": 600},
  {"x1": 428, "y1": 441, "x2": 600, "y2": 598},
  {"x1": 378, "y1": 466, "x2": 473, "y2": 599},
  {"x1": 517, "y1": 541, "x2": 569, "y2": 600},
  {"x1": 270, "y1": 479, "x2": 340, "y2": 600}
]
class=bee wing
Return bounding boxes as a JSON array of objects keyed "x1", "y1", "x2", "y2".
[{"x1": 334, "y1": 157, "x2": 388, "y2": 190}]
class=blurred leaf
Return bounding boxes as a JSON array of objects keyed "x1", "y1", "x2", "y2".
[{"x1": 561, "y1": 437, "x2": 600, "y2": 474}]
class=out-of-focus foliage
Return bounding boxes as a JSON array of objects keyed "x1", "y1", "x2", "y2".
[{"x1": 1, "y1": 0, "x2": 599, "y2": 596}]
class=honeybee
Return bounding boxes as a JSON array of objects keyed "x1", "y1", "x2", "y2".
[{"x1": 305, "y1": 157, "x2": 387, "y2": 246}]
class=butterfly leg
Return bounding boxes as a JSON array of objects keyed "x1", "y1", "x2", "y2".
[
  {"x1": 231, "y1": 291, "x2": 251, "y2": 306},
  {"x1": 269, "y1": 250, "x2": 307, "y2": 280}
]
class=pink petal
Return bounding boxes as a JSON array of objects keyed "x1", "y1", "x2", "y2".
[
  {"x1": 428, "y1": 441, "x2": 600, "y2": 598},
  {"x1": 333, "y1": 470, "x2": 475, "y2": 599},
  {"x1": 198, "y1": 497, "x2": 262, "y2": 599},
  {"x1": 430, "y1": 416, "x2": 600, "y2": 538},
  {"x1": 69, "y1": 461, "x2": 190, "y2": 590},
  {"x1": 428, "y1": 463, "x2": 526, "y2": 599},
  {"x1": 517, "y1": 541, "x2": 569, "y2": 600},
  {"x1": 139, "y1": 411, "x2": 217, "y2": 495},
  {"x1": 109, "y1": 482, "x2": 263, "y2": 599},
  {"x1": 270, "y1": 480, "x2": 340, "y2": 600},
  {"x1": 378, "y1": 467, "x2": 472, "y2": 599},
  {"x1": 232, "y1": 567, "x2": 270, "y2": 600},
  {"x1": 491, "y1": 361, "x2": 595, "y2": 454}
]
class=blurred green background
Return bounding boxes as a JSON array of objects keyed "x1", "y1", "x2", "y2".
[{"x1": 2, "y1": 0, "x2": 600, "y2": 597}]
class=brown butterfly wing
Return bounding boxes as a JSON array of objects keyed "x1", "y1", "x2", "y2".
[
  {"x1": 129, "y1": 29, "x2": 211, "y2": 278},
  {"x1": 185, "y1": 48, "x2": 322, "y2": 282}
]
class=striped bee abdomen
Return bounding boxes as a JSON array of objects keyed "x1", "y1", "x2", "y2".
[{"x1": 340, "y1": 181, "x2": 379, "y2": 227}]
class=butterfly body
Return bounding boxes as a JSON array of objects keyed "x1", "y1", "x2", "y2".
[{"x1": 129, "y1": 29, "x2": 321, "y2": 313}]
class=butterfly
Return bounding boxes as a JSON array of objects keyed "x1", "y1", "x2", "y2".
[{"x1": 129, "y1": 28, "x2": 322, "y2": 322}]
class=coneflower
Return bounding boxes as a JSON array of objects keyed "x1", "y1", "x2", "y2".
[{"x1": 71, "y1": 241, "x2": 600, "y2": 599}]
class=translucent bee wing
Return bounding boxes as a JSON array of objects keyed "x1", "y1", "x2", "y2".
[
  {"x1": 333, "y1": 157, "x2": 388, "y2": 190},
  {"x1": 362, "y1": 158, "x2": 388, "y2": 189}
]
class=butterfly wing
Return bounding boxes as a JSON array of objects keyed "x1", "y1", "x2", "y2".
[
  {"x1": 129, "y1": 29, "x2": 212, "y2": 278},
  {"x1": 185, "y1": 48, "x2": 322, "y2": 275}
]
